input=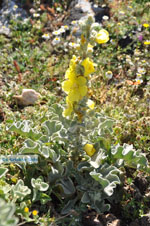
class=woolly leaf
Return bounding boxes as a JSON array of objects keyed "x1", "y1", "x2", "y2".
[
  {"x1": 61, "y1": 198, "x2": 77, "y2": 215},
  {"x1": 0, "y1": 168, "x2": 8, "y2": 178},
  {"x1": 8, "y1": 120, "x2": 42, "y2": 140},
  {"x1": 90, "y1": 164, "x2": 121, "y2": 196},
  {"x1": 0, "y1": 199, "x2": 18, "y2": 226},
  {"x1": 58, "y1": 177, "x2": 75, "y2": 195},
  {"x1": 42, "y1": 120, "x2": 62, "y2": 137}
]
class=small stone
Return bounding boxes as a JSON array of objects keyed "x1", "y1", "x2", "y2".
[{"x1": 14, "y1": 89, "x2": 41, "y2": 106}]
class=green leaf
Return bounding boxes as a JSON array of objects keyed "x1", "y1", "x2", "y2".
[
  {"x1": 49, "y1": 148, "x2": 58, "y2": 162},
  {"x1": 11, "y1": 179, "x2": 31, "y2": 201},
  {"x1": 111, "y1": 144, "x2": 149, "y2": 171},
  {"x1": 20, "y1": 139, "x2": 50, "y2": 158},
  {"x1": 42, "y1": 120, "x2": 62, "y2": 137},
  {"x1": 58, "y1": 177, "x2": 75, "y2": 195},
  {"x1": 31, "y1": 176, "x2": 49, "y2": 191},
  {"x1": 0, "y1": 168, "x2": 8, "y2": 178},
  {"x1": 0, "y1": 199, "x2": 18, "y2": 226},
  {"x1": 81, "y1": 192, "x2": 90, "y2": 203},
  {"x1": 8, "y1": 120, "x2": 42, "y2": 140},
  {"x1": 40, "y1": 193, "x2": 51, "y2": 204},
  {"x1": 61, "y1": 198, "x2": 77, "y2": 215},
  {"x1": 90, "y1": 164, "x2": 121, "y2": 196},
  {"x1": 77, "y1": 162, "x2": 91, "y2": 172},
  {"x1": 89, "y1": 149, "x2": 106, "y2": 168},
  {"x1": 49, "y1": 166, "x2": 61, "y2": 183},
  {"x1": 20, "y1": 139, "x2": 40, "y2": 154}
]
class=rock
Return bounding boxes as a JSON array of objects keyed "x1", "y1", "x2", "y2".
[
  {"x1": 13, "y1": 89, "x2": 41, "y2": 106},
  {"x1": 93, "y1": 5, "x2": 109, "y2": 23},
  {"x1": 75, "y1": 0, "x2": 94, "y2": 15},
  {"x1": 65, "y1": 0, "x2": 94, "y2": 25},
  {"x1": 65, "y1": 0, "x2": 109, "y2": 25}
]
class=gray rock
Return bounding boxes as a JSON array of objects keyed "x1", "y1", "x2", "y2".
[
  {"x1": 65, "y1": 0, "x2": 109, "y2": 25},
  {"x1": 65, "y1": 0, "x2": 94, "y2": 25},
  {"x1": 13, "y1": 89, "x2": 41, "y2": 106},
  {"x1": 0, "y1": 0, "x2": 28, "y2": 36}
]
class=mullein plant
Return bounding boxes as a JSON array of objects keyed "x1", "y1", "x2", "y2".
[
  {"x1": 62, "y1": 16, "x2": 109, "y2": 156},
  {"x1": 7, "y1": 16, "x2": 150, "y2": 222}
]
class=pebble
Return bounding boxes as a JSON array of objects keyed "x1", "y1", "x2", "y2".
[{"x1": 13, "y1": 89, "x2": 41, "y2": 106}]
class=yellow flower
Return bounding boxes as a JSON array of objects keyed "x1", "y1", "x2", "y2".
[
  {"x1": 32, "y1": 210, "x2": 38, "y2": 216},
  {"x1": 82, "y1": 58, "x2": 95, "y2": 76},
  {"x1": 144, "y1": 40, "x2": 150, "y2": 45},
  {"x1": 24, "y1": 207, "x2": 29, "y2": 213},
  {"x1": 143, "y1": 23, "x2": 149, "y2": 28},
  {"x1": 70, "y1": 55, "x2": 77, "y2": 64},
  {"x1": 62, "y1": 97, "x2": 73, "y2": 117},
  {"x1": 65, "y1": 55, "x2": 78, "y2": 80},
  {"x1": 11, "y1": 176, "x2": 18, "y2": 183},
  {"x1": 105, "y1": 71, "x2": 113, "y2": 79},
  {"x1": 87, "y1": 43, "x2": 93, "y2": 52},
  {"x1": 67, "y1": 76, "x2": 87, "y2": 102},
  {"x1": 95, "y1": 29, "x2": 109, "y2": 44},
  {"x1": 62, "y1": 106, "x2": 73, "y2": 117},
  {"x1": 65, "y1": 68, "x2": 76, "y2": 80},
  {"x1": 84, "y1": 144, "x2": 96, "y2": 157},
  {"x1": 62, "y1": 80, "x2": 73, "y2": 94},
  {"x1": 87, "y1": 99, "x2": 95, "y2": 109}
]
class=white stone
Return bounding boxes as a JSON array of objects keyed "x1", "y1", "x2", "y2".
[{"x1": 14, "y1": 89, "x2": 41, "y2": 106}]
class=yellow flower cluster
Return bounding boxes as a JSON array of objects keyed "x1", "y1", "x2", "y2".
[
  {"x1": 61, "y1": 20, "x2": 109, "y2": 117},
  {"x1": 62, "y1": 56, "x2": 96, "y2": 117}
]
